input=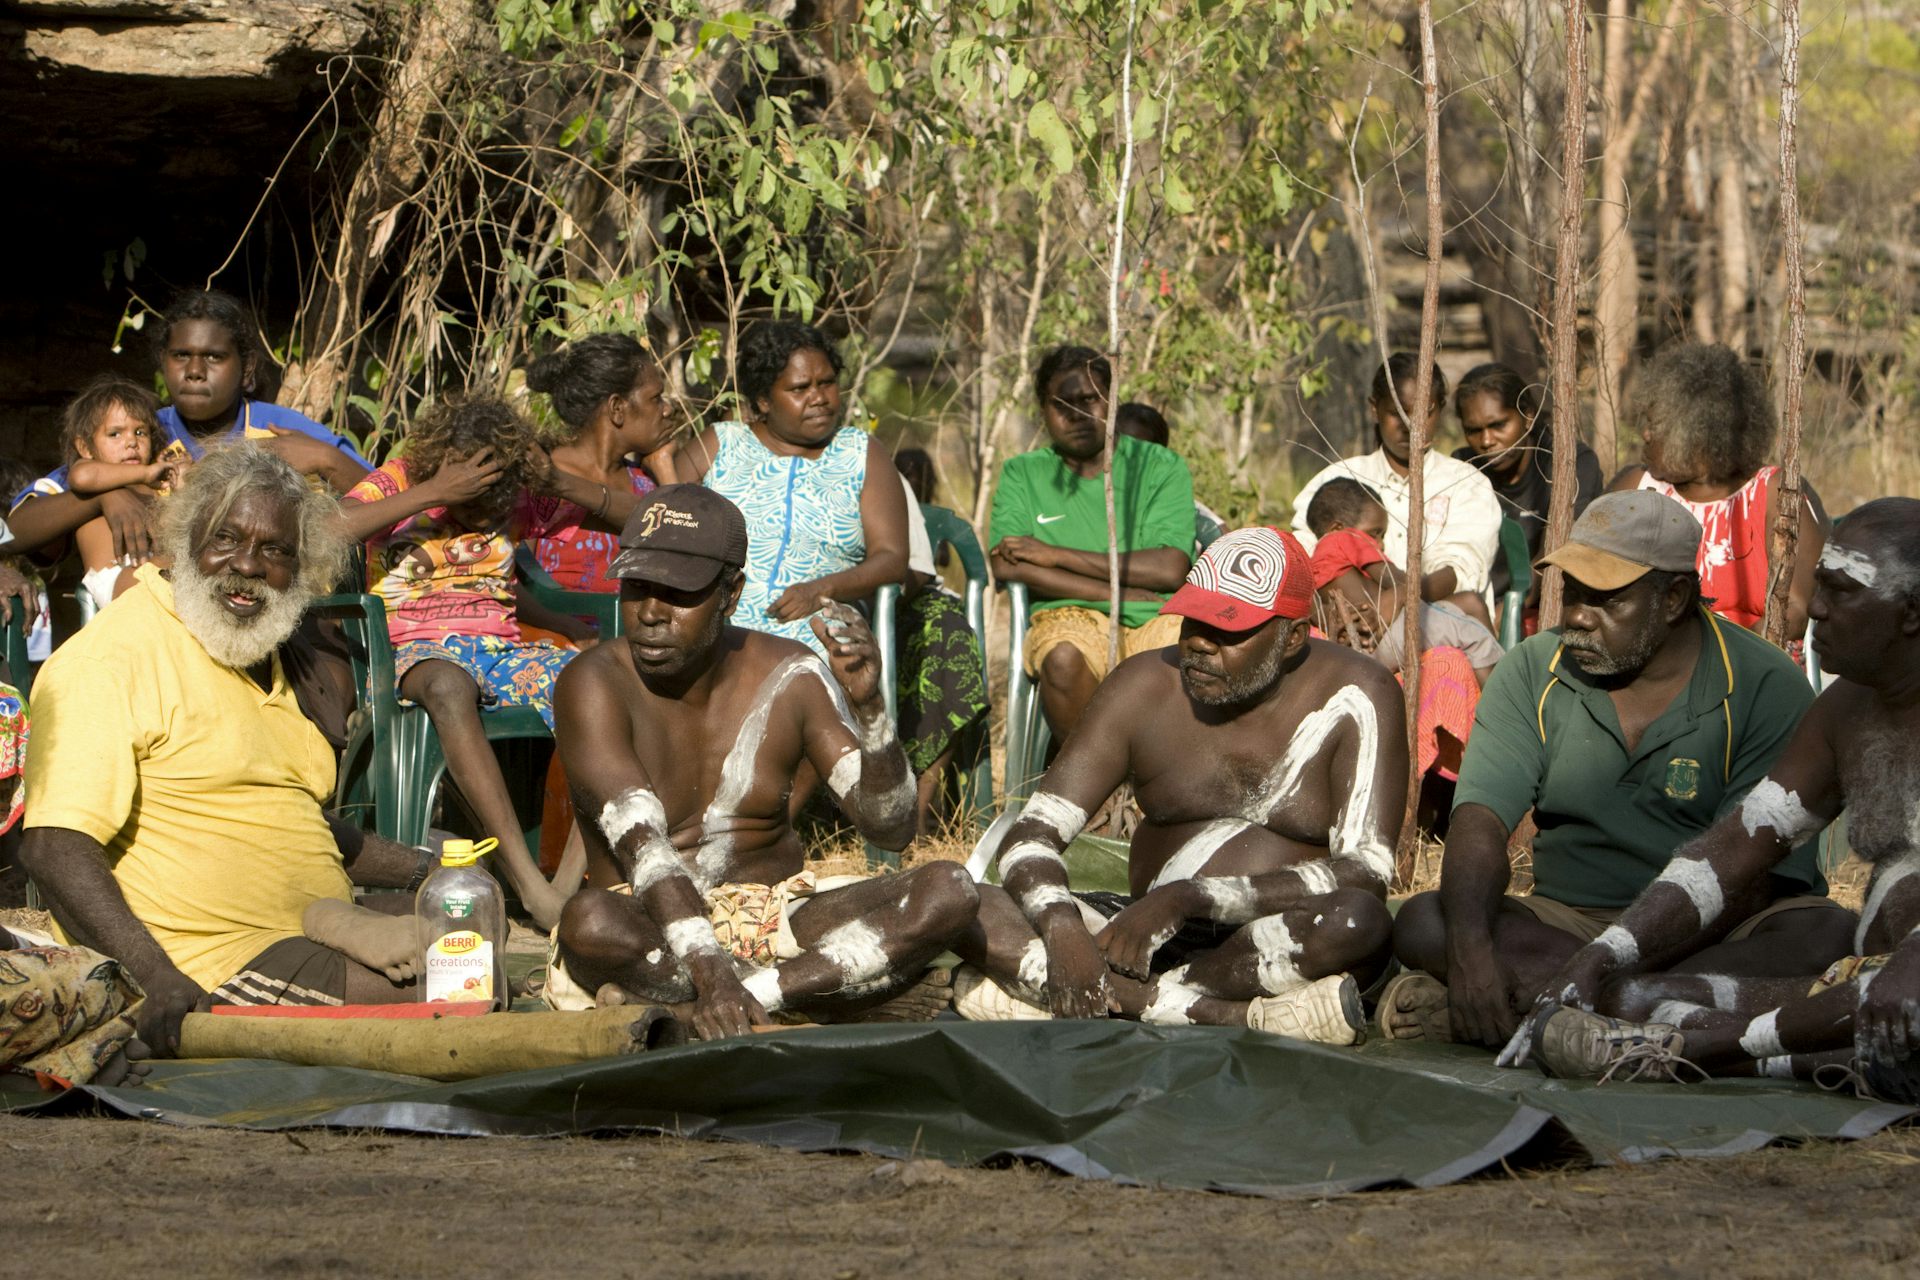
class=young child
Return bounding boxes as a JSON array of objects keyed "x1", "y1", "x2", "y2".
[
  {"x1": 339, "y1": 394, "x2": 603, "y2": 931},
  {"x1": 1303, "y1": 476, "x2": 1390, "y2": 547},
  {"x1": 57, "y1": 378, "x2": 181, "y2": 612},
  {"x1": 5, "y1": 290, "x2": 371, "y2": 564}
]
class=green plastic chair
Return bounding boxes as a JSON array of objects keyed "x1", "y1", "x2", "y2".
[
  {"x1": 1001, "y1": 581, "x2": 1052, "y2": 801},
  {"x1": 314, "y1": 560, "x2": 613, "y2": 848},
  {"x1": 1496, "y1": 517, "x2": 1532, "y2": 649},
  {"x1": 513, "y1": 545, "x2": 620, "y2": 638},
  {"x1": 916, "y1": 504, "x2": 992, "y2": 822}
]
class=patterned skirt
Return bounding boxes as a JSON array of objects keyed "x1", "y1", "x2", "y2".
[{"x1": 895, "y1": 590, "x2": 988, "y2": 772}]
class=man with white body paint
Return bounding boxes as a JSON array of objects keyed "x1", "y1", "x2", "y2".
[
  {"x1": 1389, "y1": 492, "x2": 1854, "y2": 1050},
  {"x1": 1508, "y1": 499, "x2": 1920, "y2": 1096},
  {"x1": 544, "y1": 486, "x2": 981, "y2": 1039},
  {"x1": 954, "y1": 528, "x2": 1408, "y2": 1042}
]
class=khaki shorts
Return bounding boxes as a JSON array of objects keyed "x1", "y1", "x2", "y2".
[
  {"x1": 1023, "y1": 607, "x2": 1181, "y2": 680},
  {"x1": 543, "y1": 872, "x2": 868, "y2": 1011},
  {"x1": 1513, "y1": 892, "x2": 1837, "y2": 945}
]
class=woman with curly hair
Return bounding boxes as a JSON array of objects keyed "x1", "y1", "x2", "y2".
[
  {"x1": 339, "y1": 394, "x2": 604, "y2": 929},
  {"x1": 1611, "y1": 342, "x2": 1827, "y2": 646}
]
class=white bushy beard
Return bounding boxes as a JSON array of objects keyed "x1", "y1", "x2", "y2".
[{"x1": 171, "y1": 557, "x2": 312, "y2": 672}]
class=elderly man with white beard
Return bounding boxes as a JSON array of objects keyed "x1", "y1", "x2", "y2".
[{"x1": 22, "y1": 445, "x2": 431, "y2": 1057}]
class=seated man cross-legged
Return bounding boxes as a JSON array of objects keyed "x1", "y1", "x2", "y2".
[
  {"x1": 548, "y1": 486, "x2": 981, "y2": 1039},
  {"x1": 1388, "y1": 492, "x2": 1855, "y2": 1049},
  {"x1": 956, "y1": 528, "x2": 1409, "y2": 1042},
  {"x1": 1505, "y1": 500, "x2": 1920, "y2": 1095},
  {"x1": 21, "y1": 447, "x2": 434, "y2": 1057}
]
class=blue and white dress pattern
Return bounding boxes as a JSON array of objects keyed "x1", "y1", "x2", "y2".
[{"x1": 704, "y1": 421, "x2": 868, "y2": 654}]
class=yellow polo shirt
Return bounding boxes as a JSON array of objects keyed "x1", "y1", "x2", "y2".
[{"x1": 25, "y1": 564, "x2": 351, "y2": 989}]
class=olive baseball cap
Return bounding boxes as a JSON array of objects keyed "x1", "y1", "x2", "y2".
[
  {"x1": 1538, "y1": 491, "x2": 1702, "y2": 591},
  {"x1": 606, "y1": 485, "x2": 749, "y2": 591}
]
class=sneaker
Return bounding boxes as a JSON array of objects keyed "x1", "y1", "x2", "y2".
[
  {"x1": 1375, "y1": 971, "x2": 1453, "y2": 1042},
  {"x1": 1245, "y1": 974, "x2": 1366, "y2": 1045},
  {"x1": 1528, "y1": 1004, "x2": 1690, "y2": 1082},
  {"x1": 951, "y1": 964, "x2": 1052, "y2": 1022}
]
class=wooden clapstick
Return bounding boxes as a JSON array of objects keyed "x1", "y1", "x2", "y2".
[{"x1": 177, "y1": 1004, "x2": 684, "y2": 1081}]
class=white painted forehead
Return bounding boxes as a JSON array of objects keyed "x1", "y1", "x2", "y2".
[{"x1": 1817, "y1": 540, "x2": 1880, "y2": 590}]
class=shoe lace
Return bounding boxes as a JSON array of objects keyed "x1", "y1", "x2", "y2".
[
  {"x1": 1811, "y1": 1060, "x2": 1870, "y2": 1098},
  {"x1": 1596, "y1": 1038, "x2": 1708, "y2": 1085}
]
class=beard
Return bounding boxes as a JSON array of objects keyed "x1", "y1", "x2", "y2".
[
  {"x1": 171, "y1": 557, "x2": 312, "y2": 672},
  {"x1": 1181, "y1": 639, "x2": 1287, "y2": 709},
  {"x1": 1560, "y1": 620, "x2": 1661, "y2": 679}
]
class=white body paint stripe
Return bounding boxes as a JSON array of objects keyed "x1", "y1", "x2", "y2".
[
  {"x1": 1705, "y1": 973, "x2": 1741, "y2": 1010},
  {"x1": 1142, "y1": 971, "x2": 1203, "y2": 1026},
  {"x1": 1858, "y1": 856, "x2": 1920, "y2": 954},
  {"x1": 1248, "y1": 916, "x2": 1304, "y2": 995},
  {"x1": 741, "y1": 967, "x2": 784, "y2": 1012},
  {"x1": 1658, "y1": 857, "x2": 1726, "y2": 928},
  {"x1": 665, "y1": 917, "x2": 721, "y2": 959},
  {"x1": 630, "y1": 840, "x2": 686, "y2": 894},
  {"x1": 1295, "y1": 862, "x2": 1340, "y2": 896},
  {"x1": 1740, "y1": 779, "x2": 1820, "y2": 844},
  {"x1": 1014, "y1": 938, "x2": 1049, "y2": 997},
  {"x1": 1759, "y1": 1055, "x2": 1796, "y2": 1079},
  {"x1": 1818, "y1": 543, "x2": 1880, "y2": 590},
  {"x1": 827, "y1": 749, "x2": 861, "y2": 799},
  {"x1": 1021, "y1": 791, "x2": 1090, "y2": 844},
  {"x1": 1595, "y1": 925, "x2": 1640, "y2": 966},
  {"x1": 1739, "y1": 1009, "x2": 1785, "y2": 1058},
  {"x1": 1198, "y1": 876, "x2": 1259, "y2": 924},
  {"x1": 1149, "y1": 820, "x2": 1246, "y2": 890},
  {"x1": 599, "y1": 787, "x2": 667, "y2": 849},
  {"x1": 1020, "y1": 884, "x2": 1075, "y2": 915},
  {"x1": 999, "y1": 841, "x2": 1065, "y2": 879},
  {"x1": 1650, "y1": 999, "x2": 1707, "y2": 1026},
  {"x1": 818, "y1": 920, "x2": 890, "y2": 986}
]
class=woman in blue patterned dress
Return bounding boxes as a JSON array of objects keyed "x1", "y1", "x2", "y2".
[{"x1": 678, "y1": 321, "x2": 908, "y2": 653}]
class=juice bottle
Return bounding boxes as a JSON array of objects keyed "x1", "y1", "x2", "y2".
[{"x1": 416, "y1": 837, "x2": 508, "y2": 1010}]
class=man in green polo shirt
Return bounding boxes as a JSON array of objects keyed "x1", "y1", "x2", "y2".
[
  {"x1": 1386, "y1": 491, "x2": 1856, "y2": 1049},
  {"x1": 989, "y1": 345, "x2": 1195, "y2": 739}
]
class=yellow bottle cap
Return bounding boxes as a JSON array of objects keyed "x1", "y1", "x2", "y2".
[{"x1": 440, "y1": 837, "x2": 499, "y2": 867}]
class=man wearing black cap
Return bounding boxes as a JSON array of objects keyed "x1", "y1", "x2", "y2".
[
  {"x1": 1387, "y1": 491, "x2": 1855, "y2": 1051},
  {"x1": 954, "y1": 527, "x2": 1410, "y2": 1043},
  {"x1": 545, "y1": 486, "x2": 982, "y2": 1039}
]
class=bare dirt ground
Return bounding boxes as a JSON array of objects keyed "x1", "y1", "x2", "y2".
[{"x1": 3, "y1": 1109, "x2": 1919, "y2": 1279}]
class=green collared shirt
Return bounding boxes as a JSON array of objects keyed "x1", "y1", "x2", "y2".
[{"x1": 1453, "y1": 608, "x2": 1823, "y2": 909}]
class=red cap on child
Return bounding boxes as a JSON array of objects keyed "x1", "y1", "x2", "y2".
[
  {"x1": 1160, "y1": 527, "x2": 1315, "y2": 632},
  {"x1": 1308, "y1": 528, "x2": 1387, "y2": 591}
]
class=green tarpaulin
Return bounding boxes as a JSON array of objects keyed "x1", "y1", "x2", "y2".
[{"x1": 4, "y1": 1023, "x2": 1907, "y2": 1197}]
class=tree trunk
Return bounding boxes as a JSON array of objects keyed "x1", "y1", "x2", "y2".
[
  {"x1": 1539, "y1": 0, "x2": 1591, "y2": 632},
  {"x1": 1765, "y1": 0, "x2": 1806, "y2": 648},
  {"x1": 1716, "y1": 13, "x2": 1753, "y2": 353},
  {"x1": 1399, "y1": 0, "x2": 1442, "y2": 883},
  {"x1": 280, "y1": 1, "x2": 487, "y2": 421}
]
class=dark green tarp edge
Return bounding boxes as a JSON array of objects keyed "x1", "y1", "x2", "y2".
[{"x1": 7, "y1": 1022, "x2": 1908, "y2": 1197}]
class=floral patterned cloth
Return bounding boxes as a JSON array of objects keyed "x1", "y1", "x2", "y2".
[
  {"x1": 0, "y1": 944, "x2": 143, "y2": 1087},
  {"x1": 0, "y1": 683, "x2": 23, "y2": 835}
]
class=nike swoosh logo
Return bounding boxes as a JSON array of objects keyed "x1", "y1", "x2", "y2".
[{"x1": 1036, "y1": 513, "x2": 1066, "y2": 524}]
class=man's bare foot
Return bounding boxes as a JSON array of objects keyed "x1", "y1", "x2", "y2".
[{"x1": 92, "y1": 1037, "x2": 152, "y2": 1088}]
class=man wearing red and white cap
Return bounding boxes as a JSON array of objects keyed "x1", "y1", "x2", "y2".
[{"x1": 955, "y1": 528, "x2": 1411, "y2": 1042}]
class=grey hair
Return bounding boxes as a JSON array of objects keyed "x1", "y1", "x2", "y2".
[
  {"x1": 156, "y1": 443, "x2": 352, "y2": 592},
  {"x1": 1836, "y1": 498, "x2": 1920, "y2": 600},
  {"x1": 1634, "y1": 343, "x2": 1776, "y2": 483}
]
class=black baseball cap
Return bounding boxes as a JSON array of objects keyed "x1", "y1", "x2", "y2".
[{"x1": 606, "y1": 485, "x2": 749, "y2": 591}]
